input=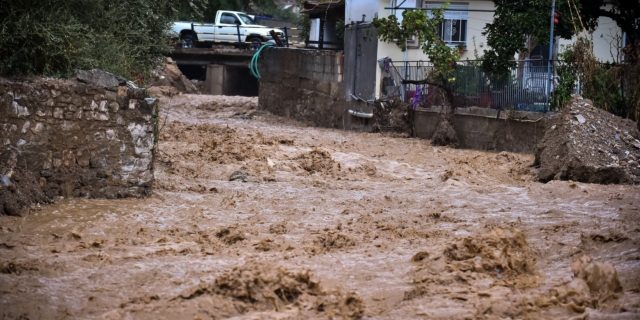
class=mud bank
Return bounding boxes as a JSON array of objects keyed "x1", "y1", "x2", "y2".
[
  {"x1": 0, "y1": 166, "x2": 48, "y2": 216},
  {"x1": 1, "y1": 94, "x2": 639, "y2": 319}
]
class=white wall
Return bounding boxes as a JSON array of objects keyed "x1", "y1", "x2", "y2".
[
  {"x1": 557, "y1": 14, "x2": 623, "y2": 63},
  {"x1": 373, "y1": 0, "x2": 625, "y2": 98}
]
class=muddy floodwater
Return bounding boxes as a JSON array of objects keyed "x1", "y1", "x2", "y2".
[{"x1": 1, "y1": 94, "x2": 639, "y2": 319}]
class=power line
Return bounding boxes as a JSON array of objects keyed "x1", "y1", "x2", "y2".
[{"x1": 384, "y1": 6, "x2": 495, "y2": 13}]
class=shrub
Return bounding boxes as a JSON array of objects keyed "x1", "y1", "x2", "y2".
[{"x1": 0, "y1": 0, "x2": 204, "y2": 80}]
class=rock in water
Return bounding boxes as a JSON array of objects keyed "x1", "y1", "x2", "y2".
[{"x1": 229, "y1": 171, "x2": 248, "y2": 182}]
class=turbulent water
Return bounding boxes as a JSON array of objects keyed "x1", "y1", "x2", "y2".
[{"x1": 1, "y1": 94, "x2": 639, "y2": 319}]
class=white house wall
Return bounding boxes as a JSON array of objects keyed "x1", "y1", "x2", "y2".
[
  {"x1": 369, "y1": 0, "x2": 624, "y2": 98},
  {"x1": 557, "y1": 12, "x2": 623, "y2": 63}
]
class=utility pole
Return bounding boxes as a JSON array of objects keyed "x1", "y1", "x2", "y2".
[{"x1": 546, "y1": 0, "x2": 556, "y2": 110}]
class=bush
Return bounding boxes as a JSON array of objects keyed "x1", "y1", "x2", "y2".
[{"x1": 0, "y1": 0, "x2": 204, "y2": 80}]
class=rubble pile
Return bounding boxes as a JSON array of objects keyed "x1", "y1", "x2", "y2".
[
  {"x1": 148, "y1": 58, "x2": 198, "y2": 94},
  {"x1": 0, "y1": 166, "x2": 49, "y2": 216},
  {"x1": 535, "y1": 95, "x2": 640, "y2": 184}
]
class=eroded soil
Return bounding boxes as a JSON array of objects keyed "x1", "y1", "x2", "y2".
[{"x1": 1, "y1": 94, "x2": 639, "y2": 319}]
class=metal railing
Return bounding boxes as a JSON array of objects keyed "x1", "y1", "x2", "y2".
[{"x1": 382, "y1": 59, "x2": 571, "y2": 112}]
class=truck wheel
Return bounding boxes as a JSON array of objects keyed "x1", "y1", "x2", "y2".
[
  {"x1": 181, "y1": 34, "x2": 195, "y2": 49},
  {"x1": 248, "y1": 37, "x2": 262, "y2": 50}
]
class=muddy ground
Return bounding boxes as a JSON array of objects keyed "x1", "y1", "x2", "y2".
[{"x1": 1, "y1": 94, "x2": 639, "y2": 319}]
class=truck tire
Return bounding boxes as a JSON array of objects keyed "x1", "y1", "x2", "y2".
[
  {"x1": 248, "y1": 37, "x2": 262, "y2": 50},
  {"x1": 181, "y1": 33, "x2": 196, "y2": 49}
]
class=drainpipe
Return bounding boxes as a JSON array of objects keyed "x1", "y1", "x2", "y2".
[
  {"x1": 546, "y1": 0, "x2": 556, "y2": 111},
  {"x1": 351, "y1": 23, "x2": 359, "y2": 99},
  {"x1": 402, "y1": 39, "x2": 409, "y2": 102}
]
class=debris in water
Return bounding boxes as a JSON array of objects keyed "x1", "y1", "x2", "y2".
[{"x1": 229, "y1": 171, "x2": 248, "y2": 182}]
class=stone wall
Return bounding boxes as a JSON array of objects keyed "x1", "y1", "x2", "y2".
[
  {"x1": 258, "y1": 48, "x2": 349, "y2": 129},
  {"x1": 414, "y1": 106, "x2": 550, "y2": 154},
  {"x1": 0, "y1": 70, "x2": 156, "y2": 199}
]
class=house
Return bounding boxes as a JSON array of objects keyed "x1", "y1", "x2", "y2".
[
  {"x1": 303, "y1": 0, "x2": 346, "y2": 49},
  {"x1": 342, "y1": 0, "x2": 627, "y2": 102}
]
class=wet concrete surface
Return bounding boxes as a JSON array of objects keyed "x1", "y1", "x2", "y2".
[{"x1": 1, "y1": 94, "x2": 639, "y2": 319}]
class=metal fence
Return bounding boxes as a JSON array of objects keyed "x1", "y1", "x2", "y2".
[{"x1": 382, "y1": 59, "x2": 569, "y2": 112}]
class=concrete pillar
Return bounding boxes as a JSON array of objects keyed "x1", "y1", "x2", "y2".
[
  {"x1": 205, "y1": 64, "x2": 259, "y2": 97},
  {"x1": 206, "y1": 65, "x2": 226, "y2": 95}
]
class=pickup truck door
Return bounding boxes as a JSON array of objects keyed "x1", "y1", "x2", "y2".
[
  {"x1": 217, "y1": 12, "x2": 242, "y2": 43},
  {"x1": 193, "y1": 23, "x2": 215, "y2": 41}
]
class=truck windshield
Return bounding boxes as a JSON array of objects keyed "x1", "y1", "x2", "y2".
[{"x1": 238, "y1": 14, "x2": 257, "y2": 25}]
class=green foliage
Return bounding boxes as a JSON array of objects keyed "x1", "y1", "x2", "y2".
[
  {"x1": 561, "y1": 38, "x2": 639, "y2": 120},
  {"x1": 551, "y1": 60, "x2": 576, "y2": 110},
  {"x1": 336, "y1": 19, "x2": 346, "y2": 41},
  {"x1": 294, "y1": 15, "x2": 311, "y2": 41},
  {"x1": 482, "y1": 0, "x2": 639, "y2": 75},
  {"x1": 0, "y1": 0, "x2": 205, "y2": 79},
  {"x1": 372, "y1": 4, "x2": 460, "y2": 85}
]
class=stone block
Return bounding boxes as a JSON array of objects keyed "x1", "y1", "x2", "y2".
[
  {"x1": 105, "y1": 91, "x2": 117, "y2": 101},
  {"x1": 98, "y1": 100, "x2": 108, "y2": 112},
  {"x1": 71, "y1": 96, "x2": 82, "y2": 106},
  {"x1": 1, "y1": 76, "x2": 155, "y2": 199},
  {"x1": 57, "y1": 94, "x2": 72, "y2": 103},
  {"x1": 53, "y1": 108, "x2": 64, "y2": 119},
  {"x1": 75, "y1": 69, "x2": 123, "y2": 88},
  {"x1": 21, "y1": 121, "x2": 30, "y2": 133},
  {"x1": 109, "y1": 102, "x2": 119, "y2": 113},
  {"x1": 76, "y1": 151, "x2": 90, "y2": 167},
  {"x1": 90, "y1": 154, "x2": 108, "y2": 168},
  {"x1": 30, "y1": 122, "x2": 44, "y2": 134},
  {"x1": 62, "y1": 150, "x2": 75, "y2": 167},
  {"x1": 12, "y1": 101, "x2": 30, "y2": 117}
]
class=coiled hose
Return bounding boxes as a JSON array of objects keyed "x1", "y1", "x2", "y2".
[{"x1": 250, "y1": 42, "x2": 274, "y2": 79}]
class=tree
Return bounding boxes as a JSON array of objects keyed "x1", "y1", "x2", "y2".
[
  {"x1": 372, "y1": 4, "x2": 460, "y2": 105},
  {"x1": 0, "y1": 0, "x2": 206, "y2": 78},
  {"x1": 482, "y1": 0, "x2": 640, "y2": 74}
]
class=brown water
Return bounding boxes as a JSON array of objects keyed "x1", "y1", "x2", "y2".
[{"x1": 1, "y1": 94, "x2": 639, "y2": 319}]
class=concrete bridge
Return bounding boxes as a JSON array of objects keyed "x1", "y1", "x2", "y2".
[{"x1": 168, "y1": 48, "x2": 258, "y2": 96}]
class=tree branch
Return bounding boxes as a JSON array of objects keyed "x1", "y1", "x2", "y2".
[{"x1": 596, "y1": 8, "x2": 624, "y2": 27}]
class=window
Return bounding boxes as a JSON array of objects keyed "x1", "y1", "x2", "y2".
[
  {"x1": 425, "y1": 3, "x2": 468, "y2": 46},
  {"x1": 238, "y1": 14, "x2": 257, "y2": 25},
  {"x1": 221, "y1": 13, "x2": 240, "y2": 25}
]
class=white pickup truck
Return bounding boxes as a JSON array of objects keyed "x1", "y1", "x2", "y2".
[{"x1": 172, "y1": 10, "x2": 285, "y2": 49}]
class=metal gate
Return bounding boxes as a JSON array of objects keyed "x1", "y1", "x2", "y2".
[{"x1": 344, "y1": 23, "x2": 378, "y2": 103}]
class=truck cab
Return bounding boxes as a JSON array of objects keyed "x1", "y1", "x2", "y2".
[{"x1": 172, "y1": 10, "x2": 284, "y2": 49}]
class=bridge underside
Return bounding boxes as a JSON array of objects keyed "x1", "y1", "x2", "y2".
[{"x1": 168, "y1": 48, "x2": 258, "y2": 96}]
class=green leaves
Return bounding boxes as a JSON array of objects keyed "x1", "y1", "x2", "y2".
[
  {"x1": 481, "y1": 0, "x2": 638, "y2": 74},
  {"x1": 372, "y1": 4, "x2": 459, "y2": 85},
  {"x1": 0, "y1": 0, "x2": 206, "y2": 79}
]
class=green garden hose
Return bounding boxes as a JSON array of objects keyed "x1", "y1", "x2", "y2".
[{"x1": 250, "y1": 42, "x2": 274, "y2": 79}]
